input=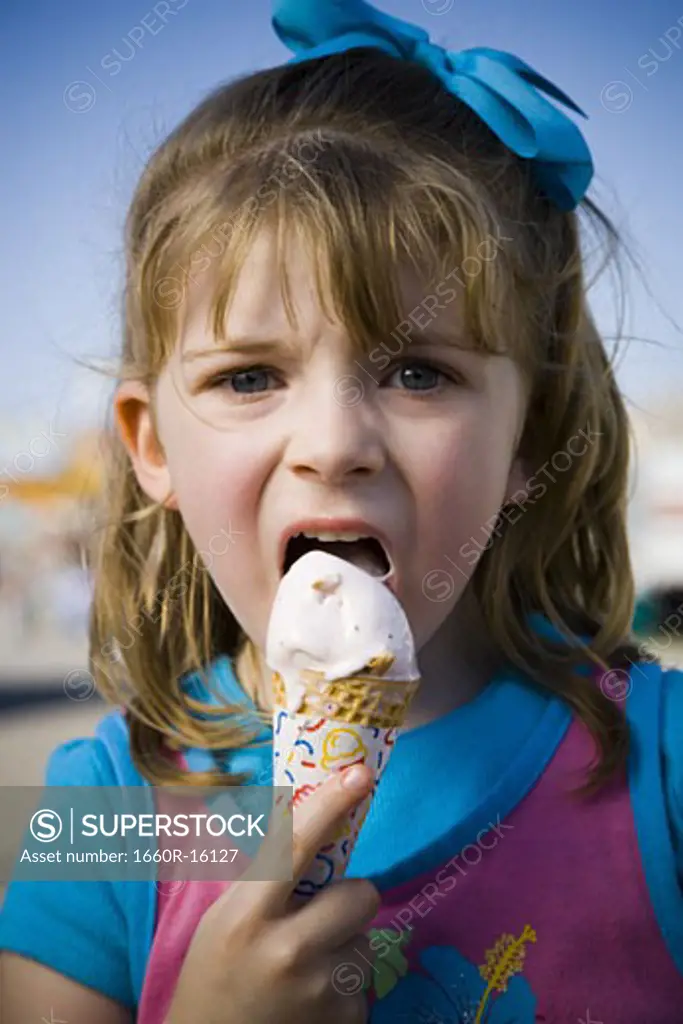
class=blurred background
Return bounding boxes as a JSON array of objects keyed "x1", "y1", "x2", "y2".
[{"x1": 1, "y1": 0, "x2": 683, "y2": 797}]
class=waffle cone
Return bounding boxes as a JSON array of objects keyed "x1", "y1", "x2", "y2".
[{"x1": 272, "y1": 667, "x2": 419, "y2": 728}]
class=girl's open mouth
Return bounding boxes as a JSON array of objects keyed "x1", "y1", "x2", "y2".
[{"x1": 282, "y1": 534, "x2": 392, "y2": 579}]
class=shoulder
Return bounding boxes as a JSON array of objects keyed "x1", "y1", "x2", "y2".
[
  {"x1": 0, "y1": 708, "x2": 152, "y2": 1009},
  {"x1": 660, "y1": 664, "x2": 683, "y2": 804},
  {"x1": 634, "y1": 662, "x2": 683, "y2": 967},
  {"x1": 661, "y1": 663, "x2": 683, "y2": 731},
  {"x1": 627, "y1": 661, "x2": 683, "y2": 885},
  {"x1": 44, "y1": 706, "x2": 144, "y2": 787},
  {"x1": 624, "y1": 659, "x2": 682, "y2": 761}
]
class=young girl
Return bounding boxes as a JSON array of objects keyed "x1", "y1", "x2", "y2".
[{"x1": 2, "y1": 1, "x2": 683, "y2": 1021}]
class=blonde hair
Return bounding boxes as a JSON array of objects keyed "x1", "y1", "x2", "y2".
[{"x1": 89, "y1": 48, "x2": 643, "y2": 793}]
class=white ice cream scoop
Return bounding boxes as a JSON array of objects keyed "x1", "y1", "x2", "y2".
[{"x1": 265, "y1": 549, "x2": 420, "y2": 714}]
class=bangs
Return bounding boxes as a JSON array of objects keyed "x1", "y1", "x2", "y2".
[{"x1": 142, "y1": 131, "x2": 533, "y2": 368}]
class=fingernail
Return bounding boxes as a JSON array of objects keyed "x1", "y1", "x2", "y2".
[{"x1": 341, "y1": 765, "x2": 370, "y2": 791}]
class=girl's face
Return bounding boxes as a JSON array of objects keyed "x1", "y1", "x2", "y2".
[{"x1": 118, "y1": 227, "x2": 527, "y2": 657}]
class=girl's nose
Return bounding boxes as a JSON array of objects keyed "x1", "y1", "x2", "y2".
[{"x1": 284, "y1": 381, "x2": 385, "y2": 485}]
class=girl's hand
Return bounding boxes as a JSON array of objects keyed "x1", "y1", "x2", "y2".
[{"x1": 166, "y1": 764, "x2": 379, "y2": 1024}]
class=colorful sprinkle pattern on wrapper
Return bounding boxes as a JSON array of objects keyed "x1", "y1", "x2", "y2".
[{"x1": 272, "y1": 686, "x2": 404, "y2": 897}]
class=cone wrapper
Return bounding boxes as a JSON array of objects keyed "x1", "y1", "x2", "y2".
[{"x1": 272, "y1": 669, "x2": 419, "y2": 898}]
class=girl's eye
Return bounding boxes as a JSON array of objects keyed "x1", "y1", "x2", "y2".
[
  {"x1": 200, "y1": 359, "x2": 459, "y2": 398},
  {"x1": 386, "y1": 360, "x2": 454, "y2": 392},
  {"x1": 204, "y1": 366, "x2": 279, "y2": 395}
]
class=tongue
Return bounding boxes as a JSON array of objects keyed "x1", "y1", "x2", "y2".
[{"x1": 313, "y1": 540, "x2": 386, "y2": 577}]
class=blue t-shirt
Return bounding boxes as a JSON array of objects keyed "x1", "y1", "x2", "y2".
[{"x1": 1, "y1": 653, "x2": 682, "y2": 1011}]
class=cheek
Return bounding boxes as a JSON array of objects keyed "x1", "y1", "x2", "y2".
[
  {"x1": 163, "y1": 430, "x2": 272, "y2": 640},
  {"x1": 157, "y1": 374, "x2": 260, "y2": 505},
  {"x1": 152, "y1": 380, "x2": 277, "y2": 645},
  {"x1": 163, "y1": 420, "x2": 263, "y2": 552},
  {"x1": 413, "y1": 422, "x2": 514, "y2": 561}
]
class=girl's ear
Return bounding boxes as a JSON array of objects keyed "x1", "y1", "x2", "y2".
[{"x1": 113, "y1": 381, "x2": 179, "y2": 510}]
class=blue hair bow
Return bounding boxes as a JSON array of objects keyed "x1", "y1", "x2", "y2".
[{"x1": 271, "y1": 0, "x2": 593, "y2": 211}]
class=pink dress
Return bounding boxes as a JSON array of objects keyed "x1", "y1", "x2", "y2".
[{"x1": 137, "y1": 709, "x2": 683, "y2": 1023}]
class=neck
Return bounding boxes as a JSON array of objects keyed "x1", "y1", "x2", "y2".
[{"x1": 401, "y1": 585, "x2": 505, "y2": 732}]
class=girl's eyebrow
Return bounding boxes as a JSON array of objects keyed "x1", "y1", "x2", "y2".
[
  {"x1": 181, "y1": 329, "x2": 477, "y2": 363},
  {"x1": 408, "y1": 331, "x2": 468, "y2": 348},
  {"x1": 182, "y1": 337, "x2": 296, "y2": 362},
  {"x1": 404, "y1": 330, "x2": 482, "y2": 358}
]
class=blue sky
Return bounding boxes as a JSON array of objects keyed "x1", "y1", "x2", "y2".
[{"x1": 2, "y1": 0, "x2": 683, "y2": 458}]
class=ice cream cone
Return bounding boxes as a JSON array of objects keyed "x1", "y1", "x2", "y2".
[{"x1": 266, "y1": 551, "x2": 421, "y2": 898}]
